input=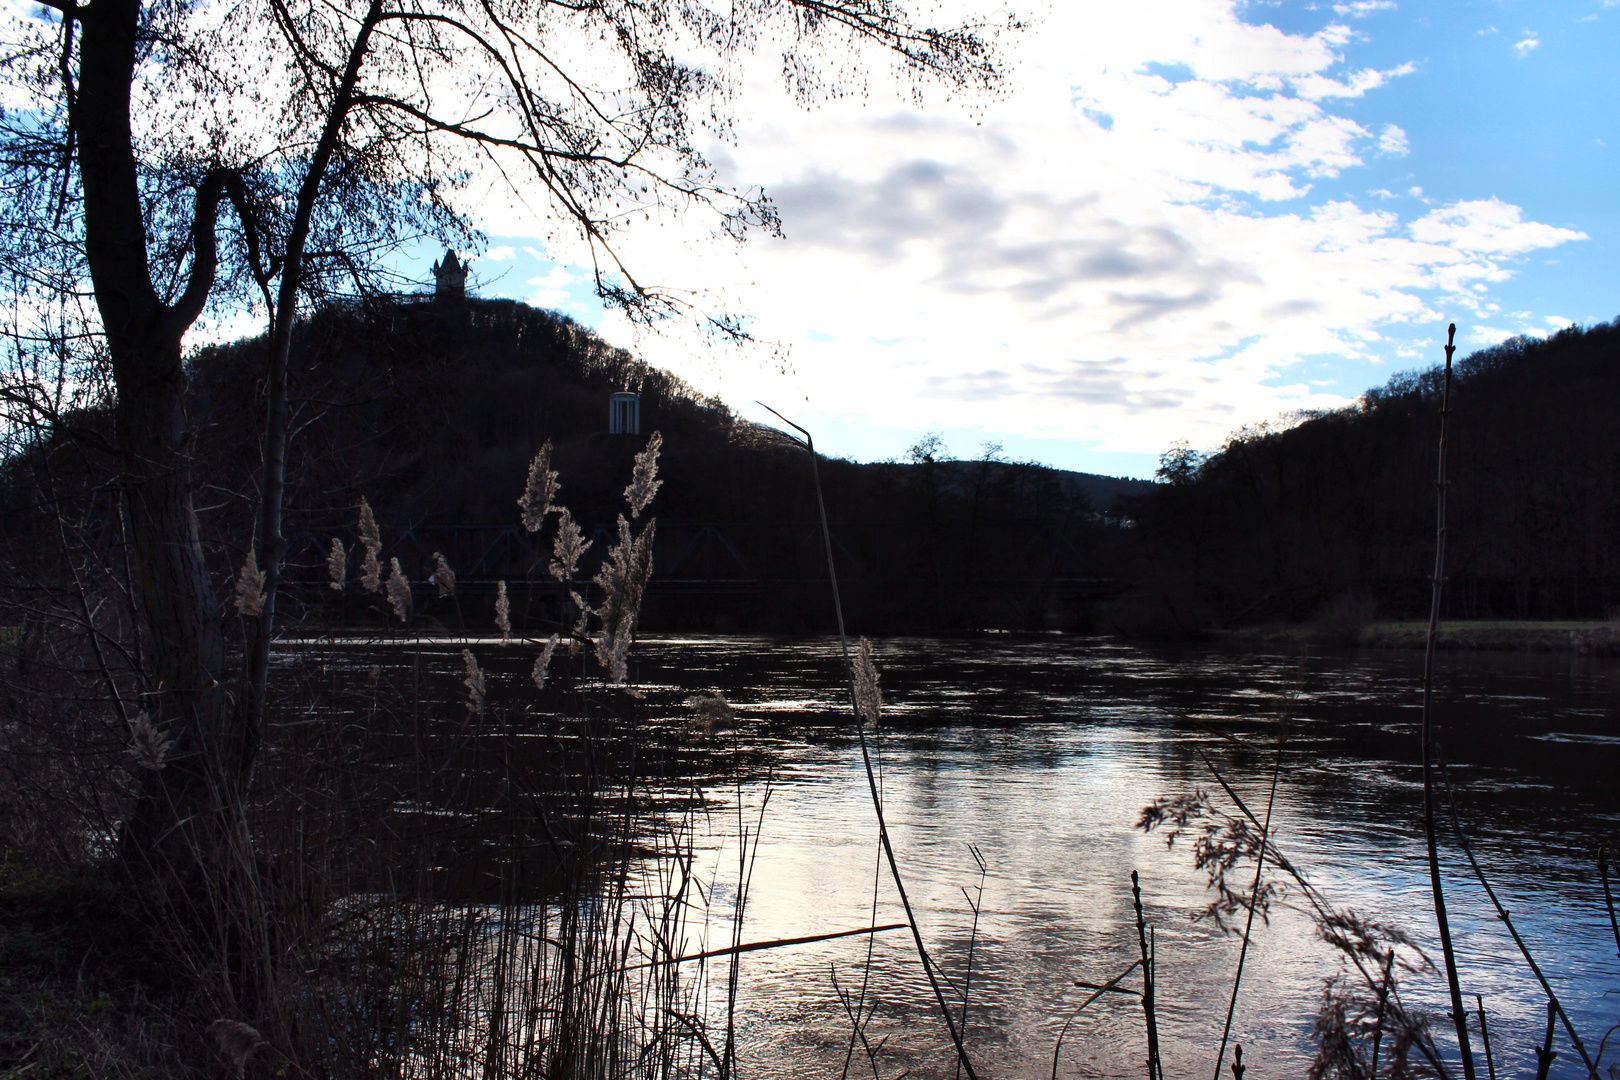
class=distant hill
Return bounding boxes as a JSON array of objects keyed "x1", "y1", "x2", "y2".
[
  {"x1": 1050, "y1": 468, "x2": 1154, "y2": 513},
  {"x1": 1122, "y1": 320, "x2": 1620, "y2": 633},
  {"x1": 906, "y1": 460, "x2": 1152, "y2": 515},
  {"x1": 0, "y1": 296, "x2": 1129, "y2": 632}
]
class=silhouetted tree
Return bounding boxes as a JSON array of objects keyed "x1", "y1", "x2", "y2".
[{"x1": 0, "y1": 0, "x2": 1010, "y2": 888}]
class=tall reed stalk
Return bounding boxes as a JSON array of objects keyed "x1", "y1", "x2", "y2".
[
  {"x1": 1131, "y1": 871, "x2": 1163, "y2": 1080},
  {"x1": 1421, "y1": 322, "x2": 1476, "y2": 1079},
  {"x1": 1438, "y1": 760, "x2": 1598, "y2": 1076},
  {"x1": 762, "y1": 403, "x2": 980, "y2": 1080},
  {"x1": 1210, "y1": 721, "x2": 1284, "y2": 1080}
]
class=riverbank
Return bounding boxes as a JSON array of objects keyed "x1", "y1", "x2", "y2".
[{"x1": 1224, "y1": 619, "x2": 1620, "y2": 655}]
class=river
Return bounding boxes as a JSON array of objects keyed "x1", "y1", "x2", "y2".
[{"x1": 601, "y1": 634, "x2": 1620, "y2": 1080}]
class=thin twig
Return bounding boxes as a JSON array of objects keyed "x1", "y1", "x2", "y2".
[
  {"x1": 1132, "y1": 871, "x2": 1163, "y2": 1080},
  {"x1": 1051, "y1": 959, "x2": 1142, "y2": 1080},
  {"x1": 1534, "y1": 1001, "x2": 1558, "y2": 1080},
  {"x1": 1438, "y1": 760, "x2": 1597, "y2": 1077},
  {"x1": 1599, "y1": 847, "x2": 1620, "y2": 963},
  {"x1": 1371, "y1": 948, "x2": 1396, "y2": 1076},
  {"x1": 615, "y1": 921, "x2": 909, "y2": 972},
  {"x1": 1211, "y1": 721, "x2": 1285, "y2": 1080},
  {"x1": 955, "y1": 844, "x2": 988, "y2": 1080},
  {"x1": 1476, "y1": 995, "x2": 1496, "y2": 1080},
  {"x1": 1420, "y1": 322, "x2": 1476, "y2": 1079},
  {"x1": 1192, "y1": 749, "x2": 1454, "y2": 1080},
  {"x1": 832, "y1": 964, "x2": 886, "y2": 1080}
]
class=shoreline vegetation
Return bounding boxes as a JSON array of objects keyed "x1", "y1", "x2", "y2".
[{"x1": 1222, "y1": 618, "x2": 1620, "y2": 655}]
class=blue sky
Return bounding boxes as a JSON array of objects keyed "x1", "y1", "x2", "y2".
[{"x1": 398, "y1": 0, "x2": 1615, "y2": 478}]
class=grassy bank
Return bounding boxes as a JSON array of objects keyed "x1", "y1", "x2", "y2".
[
  {"x1": 1363, "y1": 619, "x2": 1620, "y2": 654},
  {"x1": 1226, "y1": 619, "x2": 1620, "y2": 654}
]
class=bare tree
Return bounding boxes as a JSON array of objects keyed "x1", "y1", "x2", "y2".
[{"x1": 0, "y1": 0, "x2": 1009, "y2": 874}]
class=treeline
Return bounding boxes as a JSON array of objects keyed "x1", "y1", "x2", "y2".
[
  {"x1": 1120, "y1": 321, "x2": 1620, "y2": 633},
  {"x1": 2, "y1": 297, "x2": 1129, "y2": 634}
]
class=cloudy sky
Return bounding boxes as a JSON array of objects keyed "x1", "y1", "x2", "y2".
[{"x1": 435, "y1": 0, "x2": 1614, "y2": 478}]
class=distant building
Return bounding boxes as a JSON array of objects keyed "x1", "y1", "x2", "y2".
[
  {"x1": 609, "y1": 392, "x2": 641, "y2": 435},
  {"x1": 432, "y1": 250, "x2": 467, "y2": 299}
]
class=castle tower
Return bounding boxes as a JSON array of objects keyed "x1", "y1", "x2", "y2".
[{"x1": 432, "y1": 249, "x2": 467, "y2": 299}]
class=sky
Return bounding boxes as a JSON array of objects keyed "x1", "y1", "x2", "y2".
[{"x1": 407, "y1": 0, "x2": 1616, "y2": 479}]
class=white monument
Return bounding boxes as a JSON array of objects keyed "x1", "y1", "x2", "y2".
[{"x1": 609, "y1": 392, "x2": 641, "y2": 435}]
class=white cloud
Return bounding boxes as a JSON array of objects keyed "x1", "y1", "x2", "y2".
[
  {"x1": 1467, "y1": 312, "x2": 1574, "y2": 348},
  {"x1": 439, "y1": 0, "x2": 1587, "y2": 458},
  {"x1": 481, "y1": 245, "x2": 516, "y2": 261},
  {"x1": 1332, "y1": 0, "x2": 1396, "y2": 16},
  {"x1": 1468, "y1": 325, "x2": 1518, "y2": 347},
  {"x1": 1408, "y1": 198, "x2": 1586, "y2": 255},
  {"x1": 1514, "y1": 33, "x2": 1541, "y2": 55},
  {"x1": 527, "y1": 266, "x2": 575, "y2": 307},
  {"x1": 1293, "y1": 63, "x2": 1413, "y2": 101}
]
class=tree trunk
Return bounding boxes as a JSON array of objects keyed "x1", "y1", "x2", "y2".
[{"x1": 76, "y1": 0, "x2": 237, "y2": 862}]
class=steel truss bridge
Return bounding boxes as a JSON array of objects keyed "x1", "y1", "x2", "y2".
[{"x1": 283, "y1": 520, "x2": 1116, "y2": 599}]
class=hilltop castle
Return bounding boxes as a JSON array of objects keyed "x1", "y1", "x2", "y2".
[{"x1": 432, "y1": 250, "x2": 467, "y2": 299}]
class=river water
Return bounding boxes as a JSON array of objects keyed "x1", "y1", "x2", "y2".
[{"x1": 597, "y1": 635, "x2": 1620, "y2": 1080}]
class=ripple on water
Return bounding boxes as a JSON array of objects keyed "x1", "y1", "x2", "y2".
[{"x1": 299, "y1": 633, "x2": 1620, "y2": 1079}]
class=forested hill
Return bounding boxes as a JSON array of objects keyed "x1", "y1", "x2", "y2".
[
  {"x1": 177, "y1": 297, "x2": 1145, "y2": 527},
  {"x1": 1122, "y1": 320, "x2": 1620, "y2": 633},
  {"x1": 0, "y1": 296, "x2": 1138, "y2": 631}
]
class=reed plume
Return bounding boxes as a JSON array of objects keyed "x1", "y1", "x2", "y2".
[
  {"x1": 432, "y1": 552, "x2": 456, "y2": 597},
  {"x1": 532, "y1": 634, "x2": 559, "y2": 689},
  {"x1": 1141, "y1": 753, "x2": 1449, "y2": 1078},
  {"x1": 234, "y1": 549, "x2": 266, "y2": 617},
  {"x1": 495, "y1": 580, "x2": 511, "y2": 641},
  {"x1": 519, "y1": 440, "x2": 560, "y2": 531},
  {"x1": 550, "y1": 508, "x2": 590, "y2": 582},
  {"x1": 358, "y1": 496, "x2": 381, "y2": 552},
  {"x1": 327, "y1": 537, "x2": 346, "y2": 590},
  {"x1": 854, "y1": 637, "x2": 882, "y2": 730},
  {"x1": 386, "y1": 557, "x2": 411, "y2": 622},
  {"x1": 462, "y1": 648, "x2": 485, "y2": 714},
  {"x1": 126, "y1": 711, "x2": 172, "y2": 772},
  {"x1": 580, "y1": 431, "x2": 663, "y2": 682},
  {"x1": 567, "y1": 593, "x2": 590, "y2": 655},
  {"x1": 360, "y1": 548, "x2": 382, "y2": 594},
  {"x1": 357, "y1": 497, "x2": 384, "y2": 592},
  {"x1": 592, "y1": 515, "x2": 655, "y2": 684},
  {"x1": 206, "y1": 1019, "x2": 266, "y2": 1080},
  {"x1": 624, "y1": 430, "x2": 664, "y2": 518},
  {"x1": 685, "y1": 691, "x2": 735, "y2": 736}
]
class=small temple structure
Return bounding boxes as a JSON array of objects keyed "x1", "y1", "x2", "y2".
[{"x1": 608, "y1": 392, "x2": 641, "y2": 435}]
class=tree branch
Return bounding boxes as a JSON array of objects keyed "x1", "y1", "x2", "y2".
[{"x1": 166, "y1": 168, "x2": 230, "y2": 334}]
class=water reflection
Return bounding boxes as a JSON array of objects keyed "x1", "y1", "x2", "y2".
[
  {"x1": 621, "y1": 636, "x2": 1619, "y2": 1080},
  {"x1": 284, "y1": 633, "x2": 1619, "y2": 1078}
]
